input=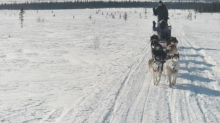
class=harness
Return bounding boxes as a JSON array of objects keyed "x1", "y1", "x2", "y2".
[
  {"x1": 153, "y1": 60, "x2": 166, "y2": 73},
  {"x1": 172, "y1": 53, "x2": 180, "y2": 59},
  {"x1": 166, "y1": 53, "x2": 179, "y2": 60},
  {"x1": 153, "y1": 56, "x2": 164, "y2": 72},
  {"x1": 152, "y1": 38, "x2": 179, "y2": 72},
  {"x1": 153, "y1": 61, "x2": 162, "y2": 72},
  {"x1": 171, "y1": 54, "x2": 180, "y2": 72},
  {"x1": 153, "y1": 53, "x2": 179, "y2": 73}
]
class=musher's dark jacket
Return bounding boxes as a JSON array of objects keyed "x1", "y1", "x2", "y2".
[{"x1": 153, "y1": 4, "x2": 169, "y2": 22}]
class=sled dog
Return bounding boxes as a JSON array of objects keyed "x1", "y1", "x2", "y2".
[
  {"x1": 166, "y1": 44, "x2": 178, "y2": 59},
  {"x1": 166, "y1": 36, "x2": 178, "y2": 46},
  {"x1": 148, "y1": 58, "x2": 162, "y2": 86},
  {"x1": 163, "y1": 54, "x2": 180, "y2": 87},
  {"x1": 149, "y1": 54, "x2": 179, "y2": 87}
]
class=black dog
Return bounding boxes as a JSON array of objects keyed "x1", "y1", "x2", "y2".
[
  {"x1": 150, "y1": 35, "x2": 166, "y2": 59},
  {"x1": 150, "y1": 34, "x2": 159, "y2": 41},
  {"x1": 152, "y1": 49, "x2": 167, "y2": 61},
  {"x1": 152, "y1": 48, "x2": 167, "y2": 72},
  {"x1": 150, "y1": 35, "x2": 168, "y2": 72},
  {"x1": 151, "y1": 39, "x2": 162, "y2": 50},
  {"x1": 150, "y1": 35, "x2": 160, "y2": 49},
  {"x1": 151, "y1": 41, "x2": 166, "y2": 60}
]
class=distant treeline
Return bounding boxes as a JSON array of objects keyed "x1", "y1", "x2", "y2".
[
  {"x1": 0, "y1": 1, "x2": 219, "y2": 12},
  {"x1": 195, "y1": 2, "x2": 220, "y2": 12}
]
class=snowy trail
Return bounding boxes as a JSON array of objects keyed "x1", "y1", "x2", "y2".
[
  {"x1": 0, "y1": 9, "x2": 220, "y2": 123},
  {"x1": 169, "y1": 20, "x2": 220, "y2": 123},
  {"x1": 103, "y1": 12, "x2": 220, "y2": 123}
]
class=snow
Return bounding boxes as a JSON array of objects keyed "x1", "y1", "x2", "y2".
[{"x1": 0, "y1": 8, "x2": 220, "y2": 123}]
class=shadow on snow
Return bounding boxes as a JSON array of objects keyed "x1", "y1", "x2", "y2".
[
  {"x1": 174, "y1": 84, "x2": 220, "y2": 96},
  {"x1": 179, "y1": 59, "x2": 214, "y2": 67},
  {"x1": 179, "y1": 67, "x2": 211, "y2": 72},
  {"x1": 179, "y1": 46, "x2": 220, "y2": 52},
  {"x1": 178, "y1": 73, "x2": 215, "y2": 83},
  {"x1": 180, "y1": 54, "x2": 204, "y2": 59}
]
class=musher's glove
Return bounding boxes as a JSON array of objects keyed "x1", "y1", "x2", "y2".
[{"x1": 153, "y1": 21, "x2": 156, "y2": 28}]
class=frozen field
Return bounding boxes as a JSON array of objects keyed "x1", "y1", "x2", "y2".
[{"x1": 0, "y1": 8, "x2": 220, "y2": 123}]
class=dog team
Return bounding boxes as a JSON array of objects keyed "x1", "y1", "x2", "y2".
[{"x1": 148, "y1": 1, "x2": 180, "y2": 87}]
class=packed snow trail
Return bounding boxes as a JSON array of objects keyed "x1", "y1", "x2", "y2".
[
  {"x1": 100, "y1": 11, "x2": 220, "y2": 123},
  {"x1": 51, "y1": 10, "x2": 220, "y2": 123},
  {"x1": 0, "y1": 9, "x2": 220, "y2": 123}
]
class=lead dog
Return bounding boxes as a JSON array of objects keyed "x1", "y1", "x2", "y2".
[
  {"x1": 148, "y1": 58, "x2": 162, "y2": 86},
  {"x1": 163, "y1": 54, "x2": 180, "y2": 87},
  {"x1": 149, "y1": 48, "x2": 179, "y2": 87}
]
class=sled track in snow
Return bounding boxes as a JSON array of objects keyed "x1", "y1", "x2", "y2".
[
  {"x1": 174, "y1": 24, "x2": 220, "y2": 123},
  {"x1": 33, "y1": 20, "x2": 220, "y2": 123},
  {"x1": 103, "y1": 39, "x2": 152, "y2": 123},
  {"x1": 178, "y1": 35, "x2": 206, "y2": 123},
  {"x1": 49, "y1": 36, "x2": 153, "y2": 123},
  {"x1": 2, "y1": 9, "x2": 220, "y2": 123},
  {"x1": 103, "y1": 22, "x2": 220, "y2": 123},
  {"x1": 179, "y1": 33, "x2": 207, "y2": 122}
]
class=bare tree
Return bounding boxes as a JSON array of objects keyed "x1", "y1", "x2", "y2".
[
  {"x1": 19, "y1": 7, "x2": 25, "y2": 28},
  {"x1": 37, "y1": 17, "x2": 45, "y2": 22},
  {"x1": 123, "y1": 12, "x2": 127, "y2": 21},
  {"x1": 89, "y1": 15, "x2": 92, "y2": 19},
  {"x1": 187, "y1": 11, "x2": 192, "y2": 20},
  {"x1": 112, "y1": 14, "x2": 115, "y2": 19}
]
